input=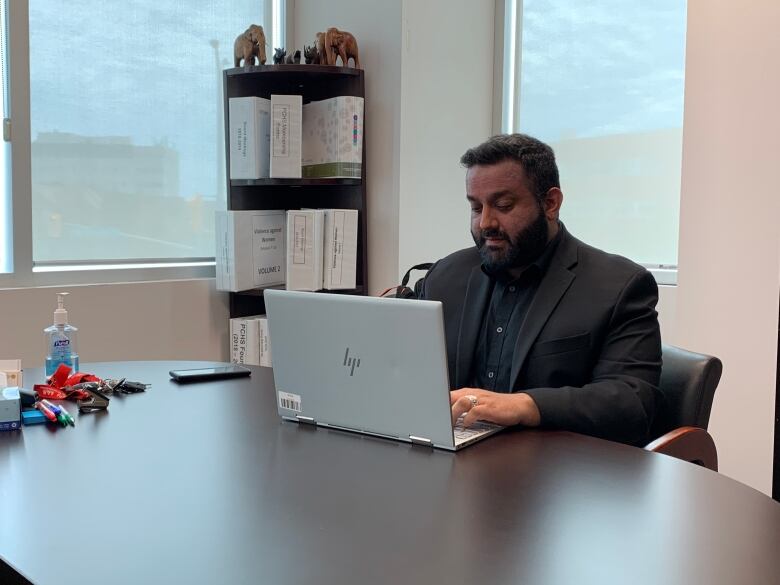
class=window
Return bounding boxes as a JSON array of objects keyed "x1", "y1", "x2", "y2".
[
  {"x1": 501, "y1": 0, "x2": 687, "y2": 281},
  {"x1": 0, "y1": 0, "x2": 9, "y2": 274},
  {"x1": 1, "y1": 1, "x2": 279, "y2": 285}
]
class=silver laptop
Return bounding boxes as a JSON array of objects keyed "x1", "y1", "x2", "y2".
[{"x1": 264, "y1": 289, "x2": 502, "y2": 450}]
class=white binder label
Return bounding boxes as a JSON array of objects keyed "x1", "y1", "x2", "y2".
[
  {"x1": 272, "y1": 104, "x2": 290, "y2": 157},
  {"x1": 293, "y1": 215, "x2": 307, "y2": 264}
]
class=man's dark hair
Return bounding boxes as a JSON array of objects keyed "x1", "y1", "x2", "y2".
[{"x1": 460, "y1": 134, "x2": 560, "y2": 200}]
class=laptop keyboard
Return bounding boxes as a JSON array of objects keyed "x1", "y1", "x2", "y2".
[{"x1": 453, "y1": 419, "x2": 499, "y2": 444}]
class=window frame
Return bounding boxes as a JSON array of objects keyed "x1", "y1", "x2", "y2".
[
  {"x1": 0, "y1": 0, "x2": 279, "y2": 289},
  {"x1": 492, "y1": 0, "x2": 679, "y2": 287}
]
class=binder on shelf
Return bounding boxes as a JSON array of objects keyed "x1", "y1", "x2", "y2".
[
  {"x1": 302, "y1": 96, "x2": 364, "y2": 179},
  {"x1": 229, "y1": 315, "x2": 272, "y2": 367},
  {"x1": 230, "y1": 315, "x2": 260, "y2": 366},
  {"x1": 270, "y1": 94, "x2": 302, "y2": 178},
  {"x1": 228, "y1": 96, "x2": 271, "y2": 180},
  {"x1": 323, "y1": 209, "x2": 358, "y2": 290},
  {"x1": 216, "y1": 210, "x2": 286, "y2": 292},
  {"x1": 286, "y1": 209, "x2": 325, "y2": 291},
  {"x1": 257, "y1": 316, "x2": 272, "y2": 367}
]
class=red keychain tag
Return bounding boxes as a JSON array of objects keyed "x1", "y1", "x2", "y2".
[{"x1": 35, "y1": 364, "x2": 101, "y2": 400}]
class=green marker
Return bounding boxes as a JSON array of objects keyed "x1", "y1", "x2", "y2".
[{"x1": 58, "y1": 403, "x2": 75, "y2": 427}]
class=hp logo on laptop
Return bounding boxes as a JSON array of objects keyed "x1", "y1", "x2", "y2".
[{"x1": 343, "y1": 347, "x2": 360, "y2": 376}]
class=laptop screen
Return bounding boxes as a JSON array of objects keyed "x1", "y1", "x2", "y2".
[{"x1": 264, "y1": 290, "x2": 457, "y2": 447}]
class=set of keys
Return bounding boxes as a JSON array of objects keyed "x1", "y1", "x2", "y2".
[
  {"x1": 104, "y1": 379, "x2": 151, "y2": 394},
  {"x1": 76, "y1": 378, "x2": 150, "y2": 413}
]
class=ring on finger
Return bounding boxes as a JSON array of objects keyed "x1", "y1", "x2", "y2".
[{"x1": 466, "y1": 394, "x2": 478, "y2": 408}]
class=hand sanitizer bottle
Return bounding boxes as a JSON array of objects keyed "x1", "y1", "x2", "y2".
[{"x1": 44, "y1": 292, "x2": 79, "y2": 375}]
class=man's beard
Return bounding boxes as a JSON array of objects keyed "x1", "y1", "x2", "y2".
[{"x1": 473, "y1": 206, "x2": 550, "y2": 274}]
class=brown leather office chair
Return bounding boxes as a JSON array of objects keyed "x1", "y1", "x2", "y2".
[{"x1": 644, "y1": 344, "x2": 722, "y2": 471}]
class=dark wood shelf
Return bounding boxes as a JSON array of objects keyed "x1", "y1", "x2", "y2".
[
  {"x1": 223, "y1": 66, "x2": 368, "y2": 320},
  {"x1": 225, "y1": 66, "x2": 364, "y2": 102},
  {"x1": 230, "y1": 178, "x2": 361, "y2": 187},
  {"x1": 226, "y1": 64, "x2": 362, "y2": 77}
]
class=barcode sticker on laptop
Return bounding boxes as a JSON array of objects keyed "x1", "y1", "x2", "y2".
[{"x1": 278, "y1": 391, "x2": 302, "y2": 412}]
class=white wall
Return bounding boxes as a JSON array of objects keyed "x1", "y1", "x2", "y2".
[
  {"x1": 0, "y1": 281, "x2": 229, "y2": 367},
  {"x1": 669, "y1": 0, "x2": 780, "y2": 494},
  {"x1": 397, "y1": 1, "x2": 495, "y2": 273},
  {"x1": 292, "y1": 0, "x2": 495, "y2": 290},
  {"x1": 656, "y1": 285, "x2": 677, "y2": 343},
  {"x1": 292, "y1": 0, "x2": 404, "y2": 294}
]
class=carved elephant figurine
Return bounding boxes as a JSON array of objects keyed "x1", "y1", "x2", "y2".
[
  {"x1": 324, "y1": 27, "x2": 360, "y2": 68},
  {"x1": 234, "y1": 24, "x2": 266, "y2": 67}
]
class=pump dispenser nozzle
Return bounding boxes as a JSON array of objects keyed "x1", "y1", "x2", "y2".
[{"x1": 54, "y1": 292, "x2": 70, "y2": 326}]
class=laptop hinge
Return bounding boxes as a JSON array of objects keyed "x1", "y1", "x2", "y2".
[
  {"x1": 409, "y1": 435, "x2": 433, "y2": 447},
  {"x1": 296, "y1": 415, "x2": 317, "y2": 425}
]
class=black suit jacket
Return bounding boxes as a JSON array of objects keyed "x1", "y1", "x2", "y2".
[{"x1": 418, "y1": 225, "x2": 662, "y2": 446}]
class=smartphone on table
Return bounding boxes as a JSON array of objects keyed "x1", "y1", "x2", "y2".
[{"x1": 169, "y1": 365, "x2": 252, "y2": 383}]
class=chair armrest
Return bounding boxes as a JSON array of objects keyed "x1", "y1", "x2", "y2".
[{"x1": 644, "y1": 426, "x2": 718, "y2": 471}]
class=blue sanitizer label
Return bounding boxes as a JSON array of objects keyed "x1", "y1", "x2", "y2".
[
  {"x1": 46, "y1": 335, "x2": 78, "y2": 375},
  {"x1": 51, "y1": 338, "x2": 71, "y2": 357}
]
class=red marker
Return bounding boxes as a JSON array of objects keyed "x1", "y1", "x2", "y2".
[{"x1": 35, "y1": 401, "x2": 57, "y2": 422}]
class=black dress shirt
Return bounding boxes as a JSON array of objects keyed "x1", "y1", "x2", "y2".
[{"x1": 470, "y1": 229, "x2": 562, "y2": 392}]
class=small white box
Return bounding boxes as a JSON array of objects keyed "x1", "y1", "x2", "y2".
[
  {"x1": 228, "y1": 96, "x2": 271, "y2": 179},
  {"x1": 270, "y1": 94, "x2": 302, "y2": 178},
  {"x1": 286, "y1": 209, "x2": 325, "y2": 291},
  {"x1": 323, "y1": 209, "x2": 358, "y2": 290},
  {"x1": 302, "y1": 96, "x2": 364, "y2": 178},
  {"x1": 216, "y1": 210, "x2": 286, "y2": 292},
  {"x1": 0, "y1": 359, "x2": 22, "y2": 389}
]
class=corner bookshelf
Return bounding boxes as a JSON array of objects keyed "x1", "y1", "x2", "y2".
[{"x1": 222, "y1": 64, "x2": 368, "y2": 318}]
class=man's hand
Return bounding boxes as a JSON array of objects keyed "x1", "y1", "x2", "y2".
[{"x1": 450, "y1": 388, "x2": 542, "y2": 428}]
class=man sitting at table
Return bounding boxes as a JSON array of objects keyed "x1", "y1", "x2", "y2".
[{"x1": 417, "y1": 133, "x2": 662, "y2": 446}]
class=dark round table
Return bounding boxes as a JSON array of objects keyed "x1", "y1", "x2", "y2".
[{"x1": 1, "y1": 361, "x2": 779, "y2": 585}]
